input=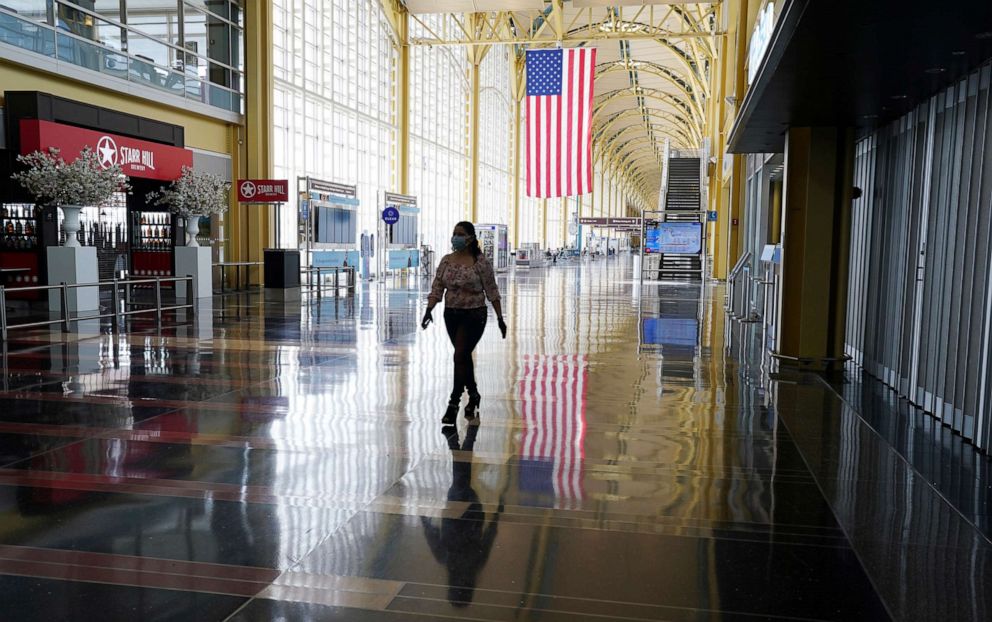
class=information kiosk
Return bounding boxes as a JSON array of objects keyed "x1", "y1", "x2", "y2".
[
  {"x1": 380, "y1": 192, "x2": 420, "y2": 276},
  {"x1": 298, "y1": 177, "x2": 360, "y2": 270},
  {"x1": 475, "y1": 223, "x2": 509, "y2": 272}
]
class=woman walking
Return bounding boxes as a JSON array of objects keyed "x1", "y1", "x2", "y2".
[{"x1": 422, "y1": 221, "x2": 506, "y2": 424}]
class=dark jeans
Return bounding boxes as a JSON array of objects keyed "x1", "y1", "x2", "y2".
[{"x1": 443, "y1": 307, "x2": 487, "y2": 403}]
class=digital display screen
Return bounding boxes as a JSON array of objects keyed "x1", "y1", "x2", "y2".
[{"x1": 645, "y1": 222, "x2": 702, "y2": 254}]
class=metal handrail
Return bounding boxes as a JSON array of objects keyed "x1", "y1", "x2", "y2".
[
  {"x1": 0, "y1": 275, "x2": 195, "y2": 341},
  {"x1": 302, "y1": 266, "x2": 356, "y2": 298},
  {"x1": 725, "y1": 252, "x2": 752, "y2": 313}
]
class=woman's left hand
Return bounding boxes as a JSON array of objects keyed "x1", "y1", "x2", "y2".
[{"x1": 497, "y1": 317, "x2": 507, "y2": 339}]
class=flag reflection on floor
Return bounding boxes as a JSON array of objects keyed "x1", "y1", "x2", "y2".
[{"x1": 518, "y1": 354, "x2": 587, "y2": 508}]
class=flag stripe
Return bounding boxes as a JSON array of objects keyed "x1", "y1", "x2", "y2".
[
  {"x1": 568, "y1": 54, "x2": 585, "y2": 196},
  {"x1": 519, "y1": 354, "x2": 587, "y2": 507},
  {"x1": 582, "y1": 49, "x2": 596, "y2": 194},
  {"x1": 561, "y1": 50, "x2": 575, "y2": 196},
  {"x1": 527, "y1": 96, "x2": 534, "y2": 197}
]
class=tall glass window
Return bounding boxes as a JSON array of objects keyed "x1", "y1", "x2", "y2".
[
  {"x1": 409, "y1": 13, "x2": 470, "y2": 257},
  {"x1": 517, "y1": 107, "x2": 543, "y2": 248},
  {"x1": 477, "y1": 47, "x2": 512, "y2": 228},
  {"x1": 272, "y1": 0, "x2": 396, "y2": 248}
]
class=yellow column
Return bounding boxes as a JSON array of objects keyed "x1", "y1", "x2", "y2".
[
  {"x1": 726, "y1": 0, "x2": 749, "y2": 273},
  {"x1": 468, "y1": 40, "x2": 490, "y2": 223},
  {"x1": 710, "y1": 25, "x2": 730, "y2": 279},
  {"x1": 511, "y1": 52, "x2": 525, "y2": 249},
  {"x1": 541, "y1": 198, "x2": 548, "y2": 247},
  {"x1": 235, "y1": 0, "x2": 274, "y2": 286},
  {"x1": 396, "y1": 14, "x2": 410, "y2": 194},
  {"x1": 777, "y1": 127, "x2": 854, "y2": 371},
  {"x1": 561, "y1": 197, "x2": 568, "y2": 247}
]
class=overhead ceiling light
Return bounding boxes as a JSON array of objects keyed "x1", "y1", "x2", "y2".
[
  {"x1": 951, "y1": 50, "x2": 967, "y2": 56},
  {"x1": 600, "y1": 20, "x2": 644, "y2": 33},
  {"x1": 924, "y1": 67, "x2": 947, "y2": 74},
  {"x1": 890, "y1": 94, "x2": 908, "y2": 100},
  {"x1": 975, "y1": 31, "x2": 992, "y2": 40}
]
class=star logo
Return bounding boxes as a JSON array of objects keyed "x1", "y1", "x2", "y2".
[
  {"x1": 96, "y1": 136, "x2": 118, "y2": 168},
  {"x1": 240, "y1": 180, "x2": 257, "y2": 199}
]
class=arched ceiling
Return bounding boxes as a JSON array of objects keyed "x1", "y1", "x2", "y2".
[{"x1": 393, "y1": 0, "x2": 720, "y2": 208}]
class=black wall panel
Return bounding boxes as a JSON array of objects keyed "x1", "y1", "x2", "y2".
[{"x1": 848, "y1": 62, "x2": 992, "y2": 452}]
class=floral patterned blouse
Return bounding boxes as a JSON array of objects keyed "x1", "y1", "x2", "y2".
[{"x1": 428, "y1": 254, "x2": 501, "y2": 309}]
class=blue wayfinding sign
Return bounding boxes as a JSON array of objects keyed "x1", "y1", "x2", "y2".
[
  {"x1": 707, "y1": 210, "x2": 718, "y2": 222},
  {"x1": 382, "y1": 207, "x2": 400, "y2": 224}
]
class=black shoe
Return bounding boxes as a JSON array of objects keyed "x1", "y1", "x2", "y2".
[
  {"x1": 464, "y1": 393, "x2": 481, "y2": 421},
  {"x1": 441, "y1": 425, "x2": 459, "y2": 447},
  {"x1": 442, "y1": 402, "x2": 458, "y2": 425}
]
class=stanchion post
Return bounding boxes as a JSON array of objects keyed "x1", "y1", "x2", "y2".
[
  {"x1": 111, "y1": 276, "x2": 120, "y2": 333},
  {"x1": 60, "y1": 283, "x2": 70, "y2": 333},
  {"x1": 0, "y1": 286, "x2": 7, "y2": 341},
  {"x1": 186, "y1": 275, "x2": 195, "y2": 317},
  {"x1": 154, "y1": 277, "x2": 163, "y2": 327}
]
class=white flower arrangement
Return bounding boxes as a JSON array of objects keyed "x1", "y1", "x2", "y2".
[
  {"x1": 12, "y1": 147, "x2": 129, "y2": 206},
  {"x1": 147, "y1": 166, "x2": 231, "y2": 217}
]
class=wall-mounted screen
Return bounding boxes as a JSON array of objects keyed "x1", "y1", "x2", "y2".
[
  {"x1": 389, "y1": 212, "x2": 418, "y2": 246},
  {"x1": 316, "y1": 206, "x2": 356, "y2": 245}
]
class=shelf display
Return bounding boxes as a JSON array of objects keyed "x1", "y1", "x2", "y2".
[
  {"x1": 1, "y1": 203, "x2": 43, "y2": 300},
  {"x1": 130, "y1": 210, "x2": 175, "y2": 278},
  {"x1": 133, "y1": 211, "x2": 174, "y2": 252},
  {"x1": 1, "y1": 204, "x2": 39, "y2": 250}
]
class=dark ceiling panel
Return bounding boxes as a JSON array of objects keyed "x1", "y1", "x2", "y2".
[{"x1": 729, "y1": 0, "x2": 992, "y2": 153}]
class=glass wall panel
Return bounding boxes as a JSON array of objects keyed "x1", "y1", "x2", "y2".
[
  {"x1": 409, "y1": 13, "x2": 469, "y2": 257},
  {"x1": 3, "y1": 1, "x2": 51, "y2": 23},
  {"x1": 478, "y1": 47, "x2": 512, "y2": 228},
  {"x1": 273, "y1": 0, "x2": 396, "y2": 249}
]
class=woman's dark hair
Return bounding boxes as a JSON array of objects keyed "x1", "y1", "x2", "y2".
[{"x1": 455, "y1": 221, "x2": 483, "y2": 258}]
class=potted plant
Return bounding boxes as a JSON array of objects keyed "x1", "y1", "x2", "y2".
[
  {"x1": 147, "y1": 166, "x2": 230, "y2": 247},
  {"x1": 12, "y1": 147, "x2": 128, "y2": 248}
]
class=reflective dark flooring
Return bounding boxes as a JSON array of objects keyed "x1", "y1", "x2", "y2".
[{"x1": 0, "y1": 257, "x2": 986, "y2": 621}]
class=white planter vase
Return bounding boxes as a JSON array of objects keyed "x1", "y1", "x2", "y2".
[
  {"x1": 61, "y1": 205, "x2": 83, "y2": 248},
  {"x1": 184, "y1": 215, "x2": 201, "y2": 247}
]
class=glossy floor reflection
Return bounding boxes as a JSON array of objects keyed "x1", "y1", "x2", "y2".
[{"x1": 0, "y1": 257, "x2": 983, "y2": 620}]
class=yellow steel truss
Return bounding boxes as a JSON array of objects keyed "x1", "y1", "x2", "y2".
[{"x1": 376, "y1": 0, "x2": 721, "y2": 229}]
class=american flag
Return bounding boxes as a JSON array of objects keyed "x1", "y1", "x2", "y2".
[
  {"x1": 518, "y1": 354, "x2": 587, "y2": 508},
  {"x1": 526, "y1": 48, "x2": 597, "y2": 198}
]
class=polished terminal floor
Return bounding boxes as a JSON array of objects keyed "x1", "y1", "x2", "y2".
[{"x1": 0, "y1": 258, "x2": 988, "y2": 621}]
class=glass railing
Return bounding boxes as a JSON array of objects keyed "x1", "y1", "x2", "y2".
[
  {"x1": 0, "y1": 10, "x2": 55, "y2": 57},
  {"x1": 0, "y1": 8, "x2": 242, "y2": 116}
]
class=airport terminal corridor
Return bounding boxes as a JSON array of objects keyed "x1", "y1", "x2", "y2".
[{"x1": 2, "y1": 259, "x2": 981, "y2": 620}]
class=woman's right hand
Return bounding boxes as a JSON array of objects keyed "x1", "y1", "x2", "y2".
[{"x1": 421, "y1": 309, "x2": 433, "y2": 329}]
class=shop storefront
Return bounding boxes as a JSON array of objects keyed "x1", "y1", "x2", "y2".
[{"x1": 1, "y1": 90, "x2": 197, "y2": 298}]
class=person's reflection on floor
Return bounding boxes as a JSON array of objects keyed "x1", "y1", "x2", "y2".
[{"x1": 421, "y1": 425, "x2": 503, "y2": 608}]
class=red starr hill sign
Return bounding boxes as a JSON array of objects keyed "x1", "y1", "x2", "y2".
[
  {"x1": 19, "y1": 119, "x2": 194, "y2": 181},
  {"x1": 237, "y1": 179, "x2": 289, "y2": 202}
]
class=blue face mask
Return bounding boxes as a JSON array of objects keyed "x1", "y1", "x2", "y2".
[{"x1": 452, "y1": 235, "x2": 469, "y2": 251}]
